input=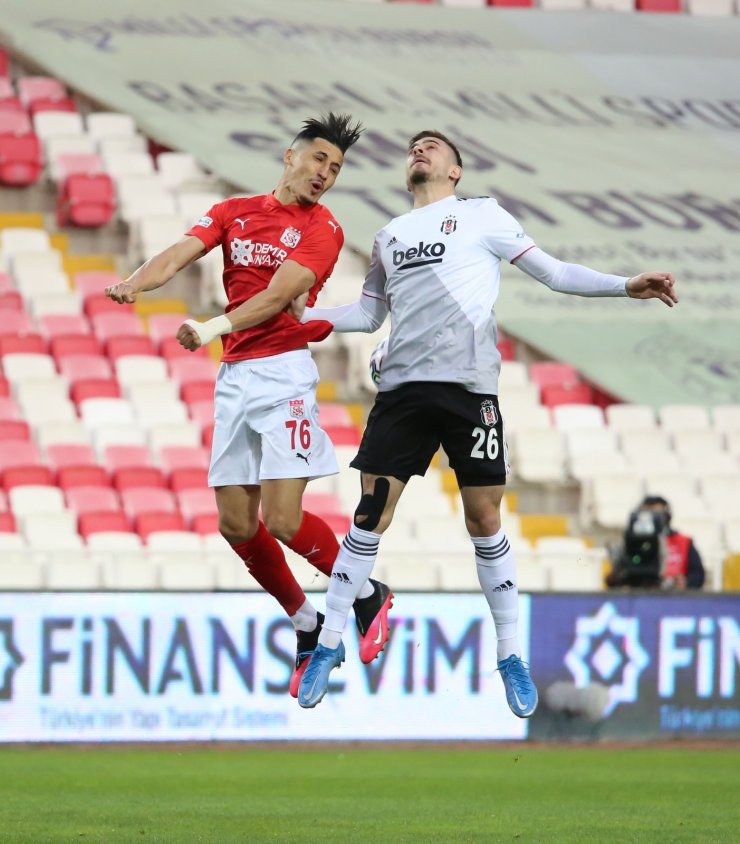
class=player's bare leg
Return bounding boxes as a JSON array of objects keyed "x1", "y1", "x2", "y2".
[{"x1": 461, "y1": 484, "x2": 537, "y2": 717}]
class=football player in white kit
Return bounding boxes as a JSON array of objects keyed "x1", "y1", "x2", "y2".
[
  {"x1": 296, "y1": 130, "x2": 678, "y2": 712},
  {"x1": 105, "y1": 114, "x2": 394, "y2": 698}
]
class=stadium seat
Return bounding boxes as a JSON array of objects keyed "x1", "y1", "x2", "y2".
[
  {"x1": 192, "y1": 513, "x2": 219, "y2": 536},
  {"x1": 180, "y1": 381, "x2": 215, "y2": 405},
  {"x1": 712, "y1": 404, "x2": 740, "y2": 433},
  {"x1": 0, "y1": 397, "x2": 20, "y2": 420},
  {"x1": 0, "y1": 420, "x2": 32, "y2": 442},
  {"x1": 157, "y1": 557, "x2": 215, "y2": 590},
  {"x1": 149, "y1": 422, "x2": 202, "y2": 450},
  {"x1": 658, "y1": 404, "x2": 711, "y2": 431},
  {"x1": 114, "y1": 355, "x2": 168, "y2": 387},
  {"x1": 86, "y1": 531, "x2": 143, "y2": 551},
  {"x1": 46, "y1": 136, "x2": 98, "y2": 181},
  {"x1": 0, "y1": 334, "x2": 46, "y2": 356},
  {"x1": 80, "y1": 397, "x2": 136, "y2": 428},
  {"x1": 2, "y1": 465, "x2": 54, "y2": 490},
  {"x1": 112, "y1": 466, "x2": 166, "y2": 491},
  {"x1": 73, "y1": 271, "x2": 122, "y2": 300},
  {"x1": 187, "y1": 400, "x2": 214, "y2": 428},
  {"x1": 58, "y1": 353, "x2": 114, "y2": 381},
  {"x1": 169, "y1": 467, "x2": 208, "y2": 492},
  {"x1": 49, "y1": 333, "x2": 100, "y2": 360},
  {"x1": 546, "y1": 550, "x2": 605, "y2": 592},
  {"x1": 146, "y1": 530, "x2": 203, "y2": 552},
  {"x1": 0, "y1": 291, "x2": 24, "y2": 312},
  {"x1": 17, "y1": 76, "x2": 67, "y2": 107},
  {"x1": 177, "y1": 488, "x2": 218, "y2": 525},
  {"x1": 57, "y1": 173, "x2": 116, "y2": 228},
  {"x1": 65, "y1": 486, "x2": 121, "y2": 514},
  {"x1": 121, "y1": 487, "x2": 177, "y2": 518},
  {"x1": 512, "y1": 428, "x2": 567, "y2": 483},
  {"x1": 529, "y1": 361, "x2": 581, "y2": 389},
  {"x1": 86, "y1": 112, "x2": 137, "y2": 140},
  {"x1": 105, "y1": 335, "x2": 156, "y2": 359},
  {"x1": 102, "y1": 150, "x2": 155, "y2": 180},
  {"x1": 167, "y1": 357, "x2": 218, "y2": 384},
  {"x1": 156, "y1": 151, "x2": 207, "y2": 189},
  {"x1": 46, "y1": 443, "x2": 97, "y2": 472},
  {"x1": 0, "y1": 226, "x2": 49, "y2": 255},
  {"x1": 103, "y1": 444, "x2": 152, "y2": 471},
  {"x1": 56, "y1": 465, "x2": 109, "y2": 490},
  {"x1": 36, "y1": 421, "x2": 91, "y2": 449},
  {"x1": 541, "y1": 383, "x2": 594, "y2": 408},
  {"x1": 135, "y1": 511, "x2": 186, "y2": 540},
  {"x1": 636, "y1": 0, "x2": 682, "y2": 10},
  {"x1": 91, "y1": 313, "x2": 144, "y2": 342},
  {"x1": 32, "y1": 111, "x2": 84, "y2": 143},
  {"x1": 39, "y1": 313, "x2": 91, "y2": 339},
  {"x1": 101, "y1": 557, "x2": 158, "y2": 590},
  {"x1": 9, "y1": 484, "x2": 65, "y2": 516},
  {"x1": 45, "y1": 558, "x2": 101, "y2": 589},
  {"x1": 1, "y1": 352, "x2": 55, "y2": 382},
  {"x1": 158, "y1": 445, "x2": 210, "y2": 473},
  {"x1": 0, "y1": 132, "x2": 42, "y2": 186},
  {"x1": 78, "y1": 511, "x2": 131, "y2": 538},
  {"x1": 70, "y1": 378, "x2": 121, "y2": 403},
  {"x1": 29, "y1": 96, "x2": 77, "y2": 117},
  {"x1": 0, "y1": 511, "x2": 16, "y2": 532},
  {"x1": 97, "y1": 134, "x2": 148, "y2": 158}
]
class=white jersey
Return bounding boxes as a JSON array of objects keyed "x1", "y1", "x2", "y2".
[{"x1": 363, "y1": 195, "x2": 534, "y2": 394}]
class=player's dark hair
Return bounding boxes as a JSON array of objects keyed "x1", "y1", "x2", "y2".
[
  {"x1": 293, "y1": 113, "x2": 363, "y2": 154},
  {"x1": 408, "y1": 130, "x2": 463, "y2": 184}
]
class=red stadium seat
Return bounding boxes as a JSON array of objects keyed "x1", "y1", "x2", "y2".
[
  {"x1": 136, "y1": 511, "x2": 185, "y2": 540},
  {"x1": 303, "y1": 492, "x2": 344, "y2": 517},
  {"x1": 540, "y1": 383, "x2": 595, "y2": 408},
  {"x1": 0, "y1": 112, "x2": 32, "y2": 134},
  {"x1": 487, "y1": 0, "x2": 534, "y2": 6},
  {"x1": 57, "y1": 465, "x2": 110, "y2": 490},
  {"x1": 0, "y1": 378, "x2": 9, "y2": 398},
  {"x1": 58, "y1": 354, "x2": 113, "y2": 382},
  {"x1": 105, "y1": 335, "x2": 156, "y2": 359},
  {"x1": 39, "y1": 314, "x2": 91, "y2": 339},
  {"x1": 0, "y1": 132, "x2": 43, "y2": 186},
  {"x1": 0, "y1": 291, "x2": 24, "y2": 312},
  {"x1": 50, "y1": 334, "x2": 101, "y2": 360},
  {"x1": 65, "y1": 486, "x2": 121, "y2": 514},
  {"x1": 191, "y1": 513, "x2": 219, "y2": 535},
  {"x1": 54, "y1": 154, "x2": 104, "y2": 183},
  {"x1": 201, "y1": 423, "x2": 214, "y2": 449},
  {"x1": 319, "y1": 513, "x2": 351, "y2": 536},
  {"x1": 0, "y1": 420, "x2": 31, "y2": 442},
  {"x1": 0, "y1": 314, "x2": 35, "y2": 336},
  {"x1": 17, "y1": 76, "x2": 67, "y2": 107},
  {"x1": 169, "y1": 467, "x2": 208, "y2": 493},
  {"x1": 0, "y1": 334, "x2": 46, "y2": 357},
  {"x1": 324, "y1": 424, "x2": 362, "y2": 447},
  {"x1": 319, "y1": 403, "x2": 352, "y2": 427},
  {"x1": 112, "y1": 466, "x2": 166, "y2": 492},
  {"x1": 636, "y1": 0, "x2": 681, "y2": 10},
  {"x1": 159, "y1": 446, "x2": 210, "y2": 474},
  {"x1": 180, "y1": 381, "x2": 215, "y2": 405},
  {"x1": 57, "y1": 173, "x2": 116, "y2": 228},
  {"x1": 91, "y1": 313, "x2": 143, "y2": 342},
  {"x1": 70, "y1": 378, "x2": 121, "y2": 404},
  {"x1": 46, "y1": 443, "x2": 97, "y2": 471},
  {"x1": 188, "y1": 400, "x2": 215, "y2": 428},
  {"x1": 0, "y1": 441, "x2": 41, "y2": 471},
  {"x1": 0, "y1": 512, "x2": 16, "y2": 532},
  {"x1": 529, "y1": 362, "x2": 581, "y2": 390},
  {"x1": 84, "y1": 295, "x2": 133, "y2": 318},
  {"x1": 0, "y1": 49, "x2": 9, "y2": 78},
  {"x1": 0, "y1": 271, "x2": 14, "y2": 292},
  {"x1": 73, "y1": 272, "x2": 122, "y2": 300},
  {"x1": 121, "y1": 488, "x2": 177, "y2": 518},
  {"x1": 0, "y1": 96, "x2": 24, "y2": 114},
  {"x1": 148, "y1": 315, "x2": 191, "y2": 345},
  {"x1": 78, "y1": 511, "x2": 131, "y2": 538},
  {"x1": 0, "y1": 397, "x2": 20, "y2": 420},
  {"x1": 103, "y1": 445, "x2": 152, "y2": 471},
  {"x1": 2, "y1": 465, "x2": 54, "y2": 490},
  {"x1": 177, "y1": 488, "x2": 218, "y2": 525},
  {"x1": 167, "y1": 358, "x2": 217, "y2": 384},
  {"x1": 28, "y1": 96, "x2": 77, "y2": 116}
]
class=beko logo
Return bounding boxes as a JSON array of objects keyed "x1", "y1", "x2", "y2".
[{"x1": 392, "y1": 241, "x2": 445, "y2": 271}]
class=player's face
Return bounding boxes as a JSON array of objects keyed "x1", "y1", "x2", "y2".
[
  {"x1": 406, "y1": 137, "x2": 459, "y2": 189},
  {"x1": 284, "y1": 138, "x2": 344, "y2": 206}
]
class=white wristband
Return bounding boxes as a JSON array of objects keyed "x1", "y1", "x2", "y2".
[{"x1": 183, "y1": 315, "x2": 233, "y2": 345}]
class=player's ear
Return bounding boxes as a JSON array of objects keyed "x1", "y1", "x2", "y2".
[
  {"x1": 449, "y1": 165, "x2": 462, "y2": 184},
  {"x1": 283, "y1": 147, "x2": 293, "y2": 167}
]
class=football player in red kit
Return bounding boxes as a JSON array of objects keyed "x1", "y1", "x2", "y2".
[{"x1": 105, "y1": 114, "x2": 394, "y2": 696}]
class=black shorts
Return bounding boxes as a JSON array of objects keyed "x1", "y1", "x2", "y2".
[{"x1": 350, "y1": 382, "x2": 508, "y2": 487}]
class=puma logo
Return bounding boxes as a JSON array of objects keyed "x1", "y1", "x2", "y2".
[
  {"x1": 296, "y1": 452, "x2": 311, "y2": 465},
  {"x1": 234, "y1": 218, "x2": 249, "y2": 230},
  {"x1": 327, "y1": 220, "x2": 339, "y2": 233}
]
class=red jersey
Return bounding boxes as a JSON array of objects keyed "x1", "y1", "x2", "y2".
[{"x1": 186, "y1": 194, "x2": 341, "y2": 361}]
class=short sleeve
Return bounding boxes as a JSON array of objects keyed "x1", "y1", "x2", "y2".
[
  {"x1": 184, "y1": 201, "x2": 228, "y2": 252},
  {"x1": 289, "y1": 213, "x2": 343, "y2": 282},
  {"x1": 481, "y1": 200, "x2": 536, "y2": 263}
]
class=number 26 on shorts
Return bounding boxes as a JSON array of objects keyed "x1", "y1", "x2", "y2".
[{"x1": 470, "y1": 425, "x2": 498, "y2": 460}]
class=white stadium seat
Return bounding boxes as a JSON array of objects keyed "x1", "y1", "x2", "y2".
[
  {"x1": 86, "y1": 112, "x2": 137, "y2": 139},
  {"x1": 658, "y1": 404, "x2": 711, "y2": 432},
  {"x1": 0, "y1": 227, "x2": 51, "y2": 256},
  {"x1": 605, "y1": 404, "x2": 656, "y2": 430},
  {"x1": 552, "y1": 404, "x2": 604, "y2": 431},
  {"x1": 1, "y1": 353, "x2": 57, "y2": 382},
  {"x1": 115, "y1": 355, "x2": 169, "y2": 386},
  {"x1": 80, "y1": 398, "x2": 137, "y2": 428},
  {"x1": 33, "y1": 111, "x2": 85, "y2": 141}
]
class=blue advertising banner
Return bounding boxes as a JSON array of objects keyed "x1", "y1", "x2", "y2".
[
  {"x1": 0, "y1": 592, "x2": 530, "y2": 742},
  {"x1": 529, "y1": 595, "x2": 740, "y2": 741}
]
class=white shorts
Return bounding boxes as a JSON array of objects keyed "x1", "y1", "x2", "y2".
[{"x1": 208, "y1": 350, "x2": 339, "y2": 487}]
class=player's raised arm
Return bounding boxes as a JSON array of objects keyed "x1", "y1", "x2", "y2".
[
  {"x1": 513, "y1": 246, "x2": 678, "y2": 306},
  {"x1": 105, "y1": 235, "x2": 206, "y2": 304},
  {"x1": 176, "y1": 259, "x2": 317, "y2": 351}
]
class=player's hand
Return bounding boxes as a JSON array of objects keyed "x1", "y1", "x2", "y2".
[
  {"x1": 104, "y1": 280, "x2": 139, "y2": 304},
  {"x1": 176, "y1": 321, "x2": 203, "y2": 351},
  {"x1": 626, "y1": 272, "x2": 678, "y2": 307},
  {"x1": 289, "y1": 291, "x2": 309, "y2": 320}
]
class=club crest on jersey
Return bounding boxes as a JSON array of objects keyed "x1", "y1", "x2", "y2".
[
  {"x1": 289, "y1": 399, "x2": 305, "y2": 418},
  {"x1": 441, "y1": 215, "x2": 457, "y2": 235},
  {"x1": 280, "y1": 226, "x2": 302, "y2": 248},
  {"x1": 480, "y1": 400, "x2": 498, "y2": 428}
]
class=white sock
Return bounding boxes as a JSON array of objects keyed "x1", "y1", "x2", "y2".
[
  {"x1": 319, "y1": 525, "x2": 381, "y2": 649},
  {"x1": 290, "y1": 598, "x2": 318, "y2": 633},
  {"x1": 471, "y1": 530, "x2": 521, "y2": 661},
  {"x1": 356, "y1": 579, "x2": 375, "y2": 600}
]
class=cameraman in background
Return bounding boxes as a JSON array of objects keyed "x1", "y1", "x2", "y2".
[{"x1": 606, "y1": 495, "x2": 705, "y2": 590}]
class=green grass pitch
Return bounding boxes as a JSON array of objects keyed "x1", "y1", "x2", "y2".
[{"x1": 1, "y1": 745, "x2": 738, "y2": 843}]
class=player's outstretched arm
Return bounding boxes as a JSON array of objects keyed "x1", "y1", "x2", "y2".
[
  {"x1": 176, "y1": 259, "x2": 317, "y2": 351},
  {"x1": 105, "y1": 236, "x2": 206, "y2": 304},
  {"x1": 625, "y1": 272, "x2": 678, "y2": 307}
]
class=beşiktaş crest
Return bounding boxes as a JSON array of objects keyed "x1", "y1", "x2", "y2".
[
  {"x1": 280, "y1": 226, "x2": 302, "y2": 248},
  {"x1": 480, "y1": 400, "x2": 498, "y2": 427},
  {"x1": 440, "y1": 215, "x2": 457, "y2": 235}
]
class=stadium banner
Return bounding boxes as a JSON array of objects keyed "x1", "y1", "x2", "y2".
[
  {"x1": 1, "y1": 1, "x2": 739, "y2": 405},
  {"x1": 0, "y1": 592, "x2": 529, "y2": 742},
  {"x1": 529, "y1": 594, "x2": 740, "y2": 741}
]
